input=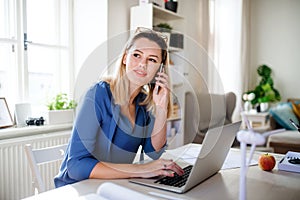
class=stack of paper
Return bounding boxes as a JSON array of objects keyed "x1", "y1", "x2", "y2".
[
  {"x1": 164, "y1": 144, "x2": 257, "y2": 169},
  {"x1": 278, "y1": 151, "x2": 300, "y2": 173}
]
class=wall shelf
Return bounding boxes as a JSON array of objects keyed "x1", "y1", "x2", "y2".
[
  {"x1": 167, "y1": 116, "x2": 181, "y2": 122},
  {"x1": 130, "y1": 4, "x2": 184, "y2": 31},
  {"x1": 152, "y1": 5, "x2": 184, "y2": 20}
]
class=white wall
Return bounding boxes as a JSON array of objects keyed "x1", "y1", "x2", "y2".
[
  {"x1": 178, "y1": 0, "x2": 208, "y2": 93},
  {"x1": 107, "y1": 0, "x2": 137, "y2": 37},
  {"x1": 107, "y1": 0, "x2": 138, "y2": 70},
  {"x1": 74, "y1": 0, "x2": 108, "y2": 75},
  {"x1": 250, "y1": 0, "x2": 300, "y2": 101},
  {"x1": 73, "y1": 0, "x2": 108, "y2": 101}
]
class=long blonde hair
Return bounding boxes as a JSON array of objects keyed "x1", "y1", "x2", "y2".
[{"x1": 103, "y1": 30, "x2": 172, "y2": 117}]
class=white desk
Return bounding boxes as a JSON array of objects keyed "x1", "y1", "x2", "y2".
[{"x1": 23, "y1": 144, "x2": 300, "y2": 200}]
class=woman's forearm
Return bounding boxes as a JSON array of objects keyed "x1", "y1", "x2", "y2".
[
  {"x1": 89, "y1": 159, "x2": 184, "y2": 179},
  {"x1": 151, "y1": 107, "x2": 167, "y2": 151},
  {"x1": 89, "y1": 162, "x2": 140, "y2": 179}
]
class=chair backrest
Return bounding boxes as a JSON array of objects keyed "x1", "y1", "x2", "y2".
[
  {"x1": 24, "y1": 143, "x2": 68, "y2": 193},
  {"x1": 191, "y1": 92, "x2": 237, "y2": 144}
]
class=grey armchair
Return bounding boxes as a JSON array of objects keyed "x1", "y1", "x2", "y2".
[{"x1": 190, "y1": 92, "x2": 237, "y2": 144}]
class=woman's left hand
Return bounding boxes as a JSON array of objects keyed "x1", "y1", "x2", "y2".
[
  {"x1": 153, "y1": 71, "x2": 170, "y2": 110},
  {"x1": 135, "y1": 159, "x2": 184, "y2": 178}
]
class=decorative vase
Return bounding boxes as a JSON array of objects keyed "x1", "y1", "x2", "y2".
[
  {"x1": 243, "y1": 101, "x2": 251, "y2": 112},
  {"x1": 165, "y1": 1, "x2": 178, "y2": 13}
]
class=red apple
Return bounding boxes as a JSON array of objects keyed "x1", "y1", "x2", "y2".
[{"x1": 258, "y1": 153, "x2": 276, "y2": 171}]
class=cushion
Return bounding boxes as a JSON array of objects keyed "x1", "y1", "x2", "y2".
[
  {"x1": 268, "y1": 131, "x2": 300, "y2": 145},
  {"x1": 267, "y1": 130, "x2": 300, "y2": 154},
  {"x1": 269, "y1": 102, "x2": 299, "y2": 130},
  {"x1": 291, "y1": 102, "x2": 300, "y2": 120}
]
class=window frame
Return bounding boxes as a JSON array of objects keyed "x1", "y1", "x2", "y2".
[
  {"x1": 0, "y1": 0, "x2": 74, "y2": 112},
  {"x1": 23, "y1": 0, "x2": 74, "y2": 105}
]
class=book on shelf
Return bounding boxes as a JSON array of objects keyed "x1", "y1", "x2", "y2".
[{"x1": 278, "y1": 151, "x2": 300, "y2": 173}]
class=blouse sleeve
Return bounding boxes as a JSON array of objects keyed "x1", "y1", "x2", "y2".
[
  {"x1": 143, "y1": 114, "x2": 167, "y2": 160},
  {"x1": 66, "y1": 84, "x2": 105, "y2": 181}
]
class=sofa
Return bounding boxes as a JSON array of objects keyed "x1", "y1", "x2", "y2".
[
  {"x1": 266, "y1": 98, "x2": 300, "y2": 154},
  {"x1": 186, "y1": 92, "x2": 237, "y2": 144}
]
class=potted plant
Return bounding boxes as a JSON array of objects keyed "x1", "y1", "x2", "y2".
[
  {"x1": 153, "y1": 23, "x2": 174, "y2": 48},
  {"x1": 46, "y1": 93, "x2": 77, "y2": 124},
  {"x1": 153, "y1": 23, "x2": 173, "y2": 33},
  {"x1": 243, "y1": 64, "x2": 281, "y2": 112}
]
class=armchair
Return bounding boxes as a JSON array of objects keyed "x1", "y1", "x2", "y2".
[{"x1": 192, "y1": 92, "x2": 237, "y2": 144}]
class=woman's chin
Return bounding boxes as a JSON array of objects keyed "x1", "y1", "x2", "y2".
[{"x1": 128, "y1": 76, "x2": 150, "y2": 87}]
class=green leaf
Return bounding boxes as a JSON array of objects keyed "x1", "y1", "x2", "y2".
[{"x1": 47, "y1": 93, "x2": 77, "y2": 110}]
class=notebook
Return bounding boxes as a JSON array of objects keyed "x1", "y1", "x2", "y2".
[
  {"x1": 278, "y1": 151, "x2": 300, "y2": 173},
  {"x1": 129, "y1": 121, "x2": 241, "y2": 194}
]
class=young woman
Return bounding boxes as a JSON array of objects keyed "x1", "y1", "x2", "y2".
[{"x1": 54, "y1": 27, "x2": 184, "y2": 187}]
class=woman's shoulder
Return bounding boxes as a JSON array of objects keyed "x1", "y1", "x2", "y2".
[
  {"x1": 96, "y1": 80, "x2": 110, "y2": 90},
  {"x1": 85, "y1": 81, "x2": 112, "y2": 99}
]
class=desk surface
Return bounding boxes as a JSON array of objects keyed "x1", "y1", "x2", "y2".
[{"x1": 24, "y1": 145, "x2": 300, "y2": 200}]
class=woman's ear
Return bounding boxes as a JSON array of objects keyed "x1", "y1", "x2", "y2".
[{"x1": 122, "y1": 52, "x2": 127, "y2": 65}]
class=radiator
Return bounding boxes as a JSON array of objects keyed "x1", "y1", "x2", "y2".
[{"x1": 0, "y1": 131, "x2": 71, "y2": 200}]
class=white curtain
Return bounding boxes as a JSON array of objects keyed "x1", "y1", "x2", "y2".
[{"x1": 200, "y1": 0, "x2": 250, "y2": 121}]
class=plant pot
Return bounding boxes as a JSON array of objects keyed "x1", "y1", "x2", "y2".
[
  {"x1": 47, "y1": 109, "x2": 74, "y2": 125},
  {"x1": 165, "y1": 1, "x2": 178, "y2": 13},
  {"x1": 260, "y1": 102, "x2": 269, "y2": 112}
]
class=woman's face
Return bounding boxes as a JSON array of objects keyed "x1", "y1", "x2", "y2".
[{"x1": 123, "y1": 37, "x2": 163, "y2": 87}]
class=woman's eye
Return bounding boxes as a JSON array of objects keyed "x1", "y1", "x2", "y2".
[
  {"x1": 149, "y1": 58, "x2": 157, "y2": 63},
  {"x1": 133, "y1": 53, "x2": 141, "y2": 58}
]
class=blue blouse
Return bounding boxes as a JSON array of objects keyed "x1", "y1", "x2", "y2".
[{"x1": 54, "y1": 81, "x2": 165, "y2": 187}]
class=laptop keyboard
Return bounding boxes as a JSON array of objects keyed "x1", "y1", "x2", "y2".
[{"x1": 154, "y1": 165, "x2": 193, "y2": 188}]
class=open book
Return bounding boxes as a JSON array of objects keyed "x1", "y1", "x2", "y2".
[{"x1": 78, "y1": 182, "x2": 156, "y2": 200}]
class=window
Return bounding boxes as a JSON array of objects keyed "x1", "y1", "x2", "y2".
[
  {"x1": 208, "y1": 0, "x2": 242, "y2": 93},
  {"x1": 0, "y1": 0, "x2": 18, "y2": 108},
  {"x1": 0, "y1": 0, "x2": 73, "y2": 113},
  {"x1": 26, "y1": 0, "x2": 72, "y2": 106}
]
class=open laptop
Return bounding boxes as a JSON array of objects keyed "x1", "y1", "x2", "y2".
[{"x1": 129, "y1": 121, "x2": 241, "y2": 194}]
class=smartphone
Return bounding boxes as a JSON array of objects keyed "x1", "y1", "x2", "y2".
[
  {"x1": 155, "y1": 63, "x2": 164, "y2": 94},
  {"x1": 150, "y1": 63, "x2": 164, "y2": 94}
]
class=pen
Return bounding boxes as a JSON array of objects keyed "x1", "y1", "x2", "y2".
[
  {"x1": 289, "y1": 119, "x2": 300, "y2": 132},
  {"x1": 148, "y1": 191, "x2": 185, "y2": 200}
]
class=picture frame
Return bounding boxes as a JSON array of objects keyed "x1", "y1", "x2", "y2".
[{"x1": 0, "y1": 97, "x2": 14, "y2": 128}]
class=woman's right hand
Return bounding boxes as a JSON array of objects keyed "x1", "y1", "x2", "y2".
[{"x1": 134, "y1": 158, "x2": 184, "y2": 178}]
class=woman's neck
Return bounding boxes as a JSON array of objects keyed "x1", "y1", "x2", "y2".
[{"x1": 128, "y1": 84, "x2": 141, "y2": 105}]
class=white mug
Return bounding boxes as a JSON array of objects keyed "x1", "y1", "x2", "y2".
[{"x1": 15, "y1": 103, "x2": 32, "y2": 126}]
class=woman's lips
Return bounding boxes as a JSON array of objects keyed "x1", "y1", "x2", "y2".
[{"x1": 134, "y1": 69, "x2": 147, "y2": 77}]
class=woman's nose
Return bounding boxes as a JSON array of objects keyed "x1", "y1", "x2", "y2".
[{"x1": 139, "y1": 59, "x2": 147, "y2": 69}]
